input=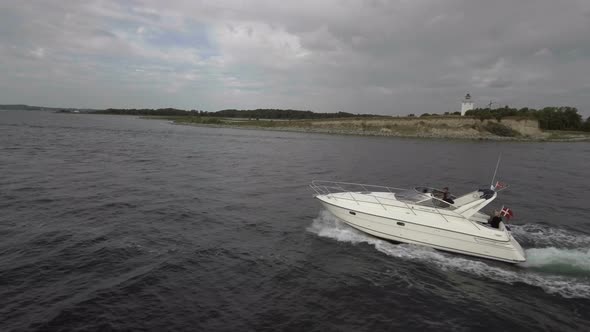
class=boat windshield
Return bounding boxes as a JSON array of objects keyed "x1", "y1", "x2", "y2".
[
  {"x1": 403, "y1": 187, "x2": 457, "y2": 209},
  {"x1": 395, "y1": 189, "x2": 430, "y2": 203}
]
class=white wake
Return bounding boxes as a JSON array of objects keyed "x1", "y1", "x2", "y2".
[
  {"x1": 511, "y1": 223, "x2": 590, "y2": 248},
  {"x1": 308, "y1": 210, "x2": 590, "y2": 299}
]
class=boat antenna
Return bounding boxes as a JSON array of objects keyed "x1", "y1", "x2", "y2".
[{"x1": 490, "y1": 153, "x2": 502, "y2": 190}]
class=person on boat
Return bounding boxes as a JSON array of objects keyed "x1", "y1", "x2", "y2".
[
  {"x1": 442, "y1": 187, "x2": 454, "y2": 204},
  {"x1": 489, "y1": 210, "x2": 502, "y2": 229}
]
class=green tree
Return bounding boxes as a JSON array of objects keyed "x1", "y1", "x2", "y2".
[{"x1": 465, "y1": 106, "x2": 583, "y2": 130}]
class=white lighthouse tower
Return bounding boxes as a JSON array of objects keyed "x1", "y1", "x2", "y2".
[{"x1": 460, "y1": 93, "x2": 474, "y2": 116}]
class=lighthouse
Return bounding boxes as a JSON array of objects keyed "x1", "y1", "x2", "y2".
[{"x1": 461, "y1": 93, "x2": 474, "y2": 116}]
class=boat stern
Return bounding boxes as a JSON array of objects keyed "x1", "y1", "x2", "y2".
[{"x1": 509, "y1": 234, "x2": 527, "y2": 263}]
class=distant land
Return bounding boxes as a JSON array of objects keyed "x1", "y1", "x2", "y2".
[
  {"x1": 0, "y1": 104, "x2": 100, "y2": 112},
  {"x1": 94, "y1": 106, "x2": 590, "y2": 141},
  {"x1": 0, "y1": 104, "x2": 46, "y2": 111},
  {"x1": 2, "y1": 104, "x2": 589, "y2": 141},
  {"x1": 93, "y1": 107, "x2": 386, "y2": 119},
  {"x1": 0, "y1": 105, "x2": 382, "y2": 118}
]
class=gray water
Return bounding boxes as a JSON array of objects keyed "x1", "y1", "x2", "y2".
[{"x1": 1, "y1": 110, "x2": 589, "y2": 331}]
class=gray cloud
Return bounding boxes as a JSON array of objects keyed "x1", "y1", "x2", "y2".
[{"x1": 0, "y1": 0, "x2": 589, "y2": 116}]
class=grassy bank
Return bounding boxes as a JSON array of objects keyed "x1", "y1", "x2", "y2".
[{"x1": 141, "y1": 115, "x2": 589, "y2": 141}]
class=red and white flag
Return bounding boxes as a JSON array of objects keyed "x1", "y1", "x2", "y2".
[{"x1": 501, "y1": 207, "x2": 514, "y2": 220}]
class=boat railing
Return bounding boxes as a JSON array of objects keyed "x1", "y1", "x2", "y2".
[
  {"x1": 311, "y1": 180, "x2": 407, "y2": 193},
  {"x1": 310, "y1": 180, "x2": 467, "y2": 222},
  {"x1": 310, "y1": 180, "x2": 417, "y2": 214}
]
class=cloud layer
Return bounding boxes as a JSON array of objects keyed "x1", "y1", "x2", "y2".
[{"x1": 1, "y1": 0, "x2": 589, "y2": 115}]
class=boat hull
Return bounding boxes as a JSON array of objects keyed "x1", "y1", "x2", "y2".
[{"x1": 318, "y1": 198, "x2": 526, "y2": 263}]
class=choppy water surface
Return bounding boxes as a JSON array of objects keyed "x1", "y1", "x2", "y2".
[{"x1": 1, "y1": 111, "x2": 589, "y2": 331}]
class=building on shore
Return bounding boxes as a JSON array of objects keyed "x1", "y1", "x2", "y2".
[{"x1": 461, "y1": 93, "x2": 474, "y2": 116}]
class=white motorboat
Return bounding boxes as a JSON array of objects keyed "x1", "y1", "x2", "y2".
[{"x1": 310, "y1": 180, "x2": 526, "y2": 263}]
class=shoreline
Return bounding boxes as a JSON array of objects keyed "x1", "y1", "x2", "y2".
[
  {"x1": 167, "y1": 120, "x2": 590, "y2": 142},
  {"x1": 55, "y1": 112, "x2": 588, "y2": 142}
]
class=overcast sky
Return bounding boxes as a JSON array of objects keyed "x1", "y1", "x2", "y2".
[{"x1": 1, "y1": 0, "x2": 589, "y2": 115}]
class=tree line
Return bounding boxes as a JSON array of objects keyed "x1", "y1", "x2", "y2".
[
  {"x1": 418, "y1": 106, "x2": 590, "y2": 131},
  {"x1": 214, "y1": 109, "x2": 383, "y2": 119},
  {"x1": 464, "y1": 106, "x2": 589, "y2": 131},
  {"x1": 94, "y1": 108, "x2": 194, "y2": 116},
  {"x1": 93, "y1": 108, "x2": 383, "y2": 119},
  {"x1": 93, "y1": 106, "x2": 590, "y2": 131}
]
